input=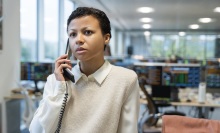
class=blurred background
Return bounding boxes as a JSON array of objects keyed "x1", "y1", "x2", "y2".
[{"x1": 0, "y1": 0, "x2": 220, "y2": 133}]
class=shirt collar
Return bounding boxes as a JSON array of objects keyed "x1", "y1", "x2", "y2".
[{"x1": 72, "y1": 60, "x2": 112, "y2": 85}]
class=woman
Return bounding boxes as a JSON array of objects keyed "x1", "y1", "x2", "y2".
[{"x1": 29, "y1": 7, "x2": 140, "y2": 133}]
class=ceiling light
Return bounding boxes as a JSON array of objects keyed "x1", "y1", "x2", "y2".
[
  {"x1": 179, "y1": 32, "x2": 185, "y2": 36},
  {"x1": 199, "y1": 18, "x2": 212, "y2": 23},
  {"x1": 137, "y1": 7, "x2": 154, "y2": 13},
  {"x1": 140, "y1": 18, "x2": 153, "y2": 23},
  {"x1": 142, "y1": 24, "x2": 151, "y2": 29},
  {"x1": 214, "y1": 7, "x2": 220, "y2": 13},
  {"x1": 189, "y1": 24, "x2": 199, "y2": 29},
  {"x1": 144, "y1": 31, "x2": 151, "y2": 36}
]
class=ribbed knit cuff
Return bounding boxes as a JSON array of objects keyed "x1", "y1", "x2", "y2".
[{"x1": 54, "y1": 81, "x2": 67, "y2": 95}]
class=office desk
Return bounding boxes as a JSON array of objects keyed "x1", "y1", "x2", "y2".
[
  {"x1": 171, "y1": 102, "x2": 220, "y2": 108},
  {"x1": 140, "y1": 99, "x2": 220, "y2": 118},
  {"x1": 2, "y1": 95, "x2": 22, "y2": 133},
  {"x1": 2, "y1": 94, "x2": 42, "y2": 133},
  {"x1": 171, "y1": 102, "x2": 220, "y2": 118},
  {"x1": 140, "y1": 99, "x2": 220, "y2": 108}
]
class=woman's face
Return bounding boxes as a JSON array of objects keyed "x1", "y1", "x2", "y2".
[{"x1": 67, "y1": 15, "x2": 110, "y2": 62}]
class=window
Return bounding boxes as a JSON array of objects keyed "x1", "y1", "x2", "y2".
[
  {"x1": 130, "y1": 33, "x2": 217, "y2": 59},
  {"x1": 206, "y1": 35, "x2": 215, "y2": 58},
  {"x1": 20, "y1": 0, "x2": 74, "y2": 62},
  {"x1": 151, "y1": 35, "x2": 165, "y2": 57},
  {"x1": 185, "y1": 35, "x2": 205, "y2": 60},
  {"x1": 42, "y1": 0, "x2": 59, "y2": 61},
  {"x1": 20, "y1": 0, "x2": 37, "y2": 62},
  {"x1": 60, "y1": 0, "x2": 75, "y2": 56}
]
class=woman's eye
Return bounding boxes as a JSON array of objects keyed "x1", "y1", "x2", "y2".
[
  {"x1": 70, "y1": 33, "x2": 76, "y2": 37},
  {"x1": 84, "y1": 30, "x2": 93, "y2": 35}
]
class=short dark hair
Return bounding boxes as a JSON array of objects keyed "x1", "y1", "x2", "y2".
[{"x1": 67, "y1": 7, "x2": 111, "y2": 38}]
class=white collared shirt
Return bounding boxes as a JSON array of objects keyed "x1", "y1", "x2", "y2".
[{"x1": 29, "y1": 61, "x2": 140, "y2": 133}]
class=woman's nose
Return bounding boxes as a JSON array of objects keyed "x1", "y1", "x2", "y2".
[{"x1": 75, "y1": 33, "x2": 84, "y2": 45}]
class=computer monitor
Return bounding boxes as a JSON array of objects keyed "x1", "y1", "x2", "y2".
[
  {"x1": 206, "y1": 67, "x2": 220, "y2": 88},
  {"x1": 151, "y1": 85, "x2": 171, "y2": 102},
  {"x1": 134, "y1": 62, "x2": 201, "y2": 102},
  {"x1": 133, "y1": 64, "x2": 162, "y2": 86},
  {"x1": 20, "y1": 62, "x2": 53, "y2": 93},
  {"x1": 162, "y1": 65, "x2": 200, "y2": 87},
  {"x1": 134, "y1": 62, "x2": 201, "y2": 87},
  {"x1": 21, "y1": 62, "x2": 53, "y2": 81}
]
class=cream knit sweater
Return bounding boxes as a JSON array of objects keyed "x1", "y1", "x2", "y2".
[{"x1": 29, "y1": 61, "x2": 140, "y2": 133}]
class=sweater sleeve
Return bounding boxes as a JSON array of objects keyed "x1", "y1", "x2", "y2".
[
  {"x1": 29, "y1": 74, "x2": 71, "y2": 133},
  {"x1": 117, "y1": 76, "x2": 140, "y2": 133}
]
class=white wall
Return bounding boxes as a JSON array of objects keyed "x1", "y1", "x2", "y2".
[
  {"x1": 0, "y1": 0, "x2": 20, "y2": 103},
  {"x1": 0, "y1": 1, "x2": 20, "y2": 132}
]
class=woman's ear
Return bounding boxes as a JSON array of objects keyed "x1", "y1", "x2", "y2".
[{"x1": 104, "y1": 33, "x2": 110, "y2": 45}]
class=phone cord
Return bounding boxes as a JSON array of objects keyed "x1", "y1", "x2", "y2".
[{"x1": 55, "y1": 82, "x2": 68, "y2": 133}]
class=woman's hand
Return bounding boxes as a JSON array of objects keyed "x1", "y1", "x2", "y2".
[{"x1": 54, "y1": 54, "x2": 72, "y2": 81}]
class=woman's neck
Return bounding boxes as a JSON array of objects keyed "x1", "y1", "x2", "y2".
[{"x1": 79, "y1": 58, "x2": 105, "y2": 76}]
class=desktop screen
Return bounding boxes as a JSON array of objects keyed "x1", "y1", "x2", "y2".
[
  {"x1": 206, "y1": 67, "x2": 220, "y2": 88},
  {"x1": 134, "y1": 65, "x2": 162, "y2": 86},
  {"x1": 20, "y1": 62, "x2": 53, "y2": 81},
  {"x1": 134, "y1": 63, "x2": 201, "y2": 87},
  {"x1": 162, "y1": 66, "x2": 200, "y2": 87},
  {"x1": 151, "y1": 85, "x2": 171, "y2": 101}
]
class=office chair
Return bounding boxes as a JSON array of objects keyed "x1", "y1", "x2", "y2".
[
  {"x1": 162, "y1": 115, "x2": 220, "y2": 133},
  {"x1": 138, "y1": 77, "x2": 185, "y2": 133}
]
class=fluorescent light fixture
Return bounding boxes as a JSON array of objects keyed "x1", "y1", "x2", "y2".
[
  {"x1": 142, "y1": 24, "x2": 151, "y2": 29},
  {"x1": 189, "y1": 24, "x2": 199, "y2": 29},
  {"x1": 137, "y1": 7, "x2": 154, "y2": 13},
  {"x1": 144, "y1": 31, "x2": 151, "y2": 36},
  {"x1": 199, "y1": 18, "x2": 212, "y2": 23},
  {"x1": 214, "y1": 7, "x2": 220, "y2": 12},
  {"x1": 179, "y1": 32, "x2": 185, "y2": 36},
  {"x1": 140, "y1": 18, "x2": 153, "y2": 23}
]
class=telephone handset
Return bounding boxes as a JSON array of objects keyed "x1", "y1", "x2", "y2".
[
  {"x1": 55, "y1": 39, "x2": 74, "y2": 133},
  {"x1": 63, "y1": 39, "x2": 75, "y2": 83}
]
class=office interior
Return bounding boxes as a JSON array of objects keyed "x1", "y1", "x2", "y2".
[{"x1": 1, "y1": 0, "x2": 220, "y2": 132}]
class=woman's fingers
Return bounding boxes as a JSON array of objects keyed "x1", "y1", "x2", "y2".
[
  {"x1": 55, "y1": 59, "x2": 71, "y2": 68},
  {"x1": 54, "y1": 54, "x2": 73, "y2": 81},
  {"x1": 55, "y1": 54, "x2": 69, "y2": 66},
  {"x1": 57, "y1": 64, "x2": 72, "y2": 72}
]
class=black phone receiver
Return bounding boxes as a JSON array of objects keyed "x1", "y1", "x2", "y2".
[
  {"x1": 63, "y1": 39, "x2": 75, "y2": 83},
  {"x1": 56, "y1": 40, "x2": 73, "y2": 133}
]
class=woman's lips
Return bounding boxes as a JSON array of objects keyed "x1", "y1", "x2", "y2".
[{"x1": 76, "y1": 47, "x2": 87, "y2": 54}]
